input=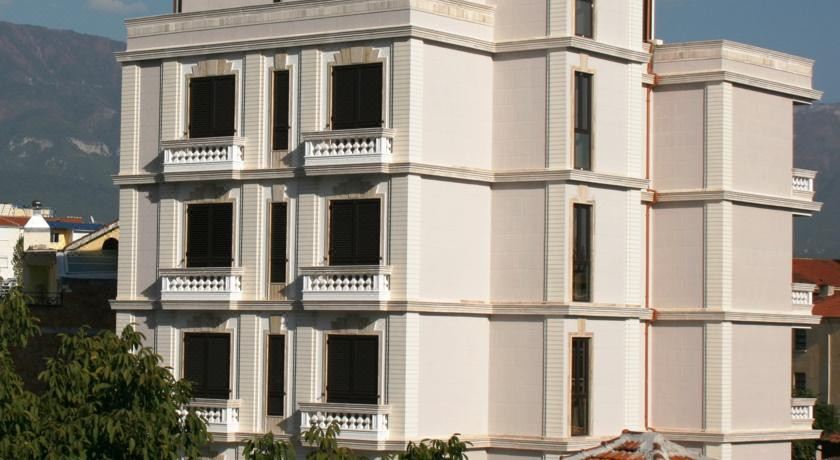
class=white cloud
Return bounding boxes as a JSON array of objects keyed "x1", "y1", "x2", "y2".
[{"x1": 86, "y1": 0, "x2": 147, "y2": 14}]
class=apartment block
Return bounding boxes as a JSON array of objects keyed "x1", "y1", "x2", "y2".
[{"x1": 112, "y1": 1, "x2": 822, "y2": 458}]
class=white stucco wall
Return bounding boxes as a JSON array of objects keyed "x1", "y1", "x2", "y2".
[
  {"x1": 136, "y1": 186, "x2": 160, "y2": 299},
  {"x1": 731, "y1": 324, "x2": 791, "y2": 431},
  {"x1": 420, "y1": 179, "x2": 491, "y2": 302},
  {"x1": 490, "y1": 185, "x2": 545, "y2": 302},
  {"x1": 652, "y1": 204, "x2": 704, "y2": 309},
  {"x1": 492, "y1": 51, "x2": 546, "y2": 170},
  {"x1": 650, "y1": 322, "x2": 704, "y2": 430},
  {"x1": 0, "y1": 226, "x2": 21, "y2": 280},
  {"x1": 732, "y1": 205, "x2": 792, "y2": 312},
  {"x1": 489, "y1": 0, "x2": 547, "y2": 41},
  {"x1": 422, "y1": 43, "x2": 494, "y2": 170},
  {"x1": 652, "y1": 86, "x2": 705, "y2": 191},
  {"x1": 418, "y1": 315, "x2": 489, "y2": 437},
  {"x1": 733, "y1": 87, "x2": 793, "y2": 197},
  {"x1": 138, "y1": 63, "x2": 162, "y2": 174},
  {"x1": 489, "y1": 318, "x2": 543, "y2": 436},
  {"x1": 731, "y1": 442, "x2": 791, "y2": 460}
]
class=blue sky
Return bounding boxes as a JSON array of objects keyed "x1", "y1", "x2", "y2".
[{"x1": 1, "y1": 0, "x2": 838, "y2": 101}]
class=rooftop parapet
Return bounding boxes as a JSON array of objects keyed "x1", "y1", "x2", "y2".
[{"x1": 653, "y1": 40, "x2": 822, "y2": 102}]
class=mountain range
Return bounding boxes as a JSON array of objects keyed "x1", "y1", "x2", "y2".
[{"x1": 0, "y1": 20, "x2": 837, "y2": 255}]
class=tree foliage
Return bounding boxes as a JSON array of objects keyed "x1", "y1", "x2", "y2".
[
  {"x1": 12, "y1": 236, "x2": 24, "y2": 284},
  {"x1": 0, "y1": 289, "x2": 209, "y2": 459}
]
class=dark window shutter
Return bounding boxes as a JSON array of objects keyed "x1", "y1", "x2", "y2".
[
  {"x1": 356, "y1": 64, "x2": 383, "y2": 128},
  {"x1": 272, "y1": 71, "x2": 290, "y2": 151},
  {"x1": 208, "y1": 203, "x2": 233, "y2": 267},
  {"x1": 352, "y1": 336, "x2": 379, "y2": 404},
  {"x1": 332, "y1": 66, "x2": 358, "y2": 130},
  {"x1": 354, "y1": 200, "x2": 380, "y2": 265},
  {"x1": 184, "y1": 333, "x2": 230, "y2": 400},
  {"x1": 575, "y1": 0, "x2": 593, "y2": 38},
  {"x1": 327, "y1": 336, "x2": 353, "y2": 403},
  {"x1": 189, "y1": 76, "x2": 235, "y2": 138},
  {"x1": 267, "y1": 335, "x2": 285, "y2": 416},
  {"x1": 270, "y1": 203, "x2": 287, "y2": 283},
  {"x1": 329, "y1": 201, "x2": 356, "y2": 265},
  {"x1": 571, "y1": 337, "x2": 590, "y2": 435},
  {"x1": 573, "y1": 204, "x2": 592, "y2": 302},
  {"x1": 213, "y1": 76, "x2": 236, "y2": 137},
  {"x1": 189, "y1": 78, "x2": 214, "y2": 138},
  {"x1": 187, "y1": 204, "x2": 211, "y2": 268}
]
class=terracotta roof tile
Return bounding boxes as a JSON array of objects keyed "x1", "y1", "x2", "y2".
[
  {"x1": 566, "y1": 431, "x2": 711, "y2": 460},
  {"x1": 794, "y1": 259, "x2": 840, "y2": 286}
]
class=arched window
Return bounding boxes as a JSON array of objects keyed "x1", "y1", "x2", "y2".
[{"x1": 102, "y1": 238, "x2": 118, "y2": 251}]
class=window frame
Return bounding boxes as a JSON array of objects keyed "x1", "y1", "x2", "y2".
[
  {"x1": 572, "y1": 203, "x2": 593, "y2": 303},
  {"x1": 271, "y1": 69, "x2": 291, "y2": 152},
  {"x1": 50, "y1": 232, "x2": 60, "y2": 244},
  {"x1": 266, "y1": 333, "x2": 287, "y2": 417},
  {"x1": 329, "y1": 63, "x2": 385, "y2": 131},
  {"x1": 324, "y1": 333, "x2": 381, "y2": 405},
  {"x1": 187, "y1": 74, "x2": 237, "y2": 139},
  {"x1": 327, "y1": 198, "x2": 383, "y2": 266},
  {"x1": 182, "y1": 332, "x2": 232, "y2": 400},
  {"x1": 184, "y1": 201, "x2": 236, "y2": 269},
  {"x1": 574, "y1": 71, "x2": 593, "y2": 171},
  {"x1": 269, "y1": 201, "x2": 289, "y2": 284},
  {"x1": 570, "y1": 335, "x2": 592, "y2": 437},
  {"x1": 794, "y1": 329, "x2": 808, "y2": 353}
]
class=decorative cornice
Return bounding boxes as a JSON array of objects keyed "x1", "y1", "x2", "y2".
[
  {"x1": 116, "y1": 25, "x2": 650, "y2": 64},
  {"x1": 110, "y1": 299, "x2": 296, "y2": 311},
  {"x1": 654, "y1": 428, "x2": 822, "y2": 443},
  {"x1": 655, "y1": 189, "x2": 822, "y2": 213},
  {"x1": 656, "y1": 70, "x2": 822, "y2": 102},
  {"x1": 654, "y1": 308, "x2": 821, "y2": 325},
  {"x1": 113, "y1": 163, "x2": 651, "y2": 189}
]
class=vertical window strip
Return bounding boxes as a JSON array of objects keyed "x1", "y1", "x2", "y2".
[
  {"x1": 571, "y1": 337, "x2": 591, "y2": 436},
  {"x1": 575, "y1": 0, "x2": 594, "y2": 38},
  {"x1": 272, "y1": 70, "x2": 290, "y2": 151},
  {"x1": 267, "y1": 335, "x2": 285, "y2": 416},
  {"x1": 270, "y1": 202, "x2": 288, "y2": 283},
  {"x1": 573, "y1": 203, "x2": 592, "y2": 302},
  {"x1": 574, "y1": 72, "x2": 592, "y2": 171}
]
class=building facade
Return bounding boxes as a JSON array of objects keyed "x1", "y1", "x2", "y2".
[{"x1": 112, "y1": 1, "x2": 822, "y2": 458}]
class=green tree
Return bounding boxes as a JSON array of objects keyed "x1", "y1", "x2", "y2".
[
  {"x1": 12, "y1": 235, "x2": 23, "y2": 284},
  {"x1": 0, "y1": 290, "x2": 209, "y2": 459}
]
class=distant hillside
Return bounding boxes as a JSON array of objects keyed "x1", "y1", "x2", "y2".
[
  {"x1": 0, "y1": 21, "x2": 122, "y2": 221},
  {"x1": 794, "y1": 103, "x2": 840, "y2": 258}
]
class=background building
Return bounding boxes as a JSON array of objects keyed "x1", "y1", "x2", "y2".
[{"x1": 112, "y1": 1, "x2": 821, "y2": 458}]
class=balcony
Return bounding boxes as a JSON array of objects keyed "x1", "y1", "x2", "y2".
[
  {"x1": 299, "y1": 402, "x2": 389, "y2": 442},
  {"x1": 162, "y1": 137, "x2": 245, "y2": 173},
  {"x1": 791, "y1": 398, "x2": 816, "y2": 429},
  {"x1": 792, "y1": 283, "x2": 815, "y2": 313},
  {"x1": 181, "y1": 399, "x2": 241, "y2": 436},
  {"x1": 300, "y1": 265, "x2": 391, "y2": 302},
  {"x1": 302, "y1": 128, "x2": 394, "y2": 167},
  {"x1": 792, "y1": 168, "x2": 817, "y2": 200},
  {"x1": 160, "y1": 267, "x2": 243, "y2": 302}
]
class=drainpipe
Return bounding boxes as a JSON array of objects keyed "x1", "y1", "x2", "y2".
[{"x1": 643, "y1": 39, "x2": 656, "y2": 432}]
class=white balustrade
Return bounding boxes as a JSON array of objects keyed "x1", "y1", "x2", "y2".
[
  {"x1": 792, "y1": 168, "x2": 817, "y2": 196},
  {"x1": 791, "y1": 398, "x2": 816, "y2": 428},
  {"x1": 179, "y1": 399, "x2": 241, "y2": 435},
  {"x1": 302, "y1": 129, "x2": 394, "y2": 167},
  {"x1": 300, "y1": 266, "x2": 391, "y2": 302},
  {"x1": 792, "y1": 283, "x2": 815, "y2": 308},
  {"x1": 162, "y1": 137, "x2": 245, "y2": 173},
  {"x1": 160, "y1": 268, "x2": 243, "y2": 302},
  {"x1": 299, "y1": 402, "x2": 389, "y2": 441}
]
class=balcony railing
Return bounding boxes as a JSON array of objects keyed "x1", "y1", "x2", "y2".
[
  {"x1": 792, "y1": 168, "x2": 817, "y2": 199},
  {"x1": 302, "y1": 128, "x2": 394, "y2": 167},
  {"x1": 791, "y1": 398, "x2": 816, "y2": 429},
  {"x1": 792, "y1": 283, "x2": 815, "y2": 312},
  {"x1": 162, "y1": 137, "x2": 245, "y2": 173},
  {"x1": 160, "y1": 267, "x2": 243, "y2": 302},
  {"x1": 179, "y1": 399, "x2": 241, "y2": 435},
  {"x1": 299, "y1": 402, "x2": 389, "y2": 441},
  {"x1": 23, "y1": 291, "x2": 62, "y2": 307},
  {"x1": 300, "y1": 265, "x2": 391, "y2": 302}
]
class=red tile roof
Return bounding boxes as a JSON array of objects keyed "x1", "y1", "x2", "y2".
[
  {"x1": 794, "y1": 259, "x2": 840, "y2": 286},
  {"x1": 0, "y1": 215, "x2": 85, "y2": 228},
  {"x1": 565, "y1": 431, "x2": 711, "y2": 460},
  {"x1": 814, "y1": 295, "x2": 840, "y2": 318}
]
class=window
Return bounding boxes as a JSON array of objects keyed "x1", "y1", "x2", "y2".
[
  {"x1": 189, "y1": 75, "x2": 235, "y2": 138},
  {"x1": 50, "y1": 232, "x2": 60, "y2": 243},
  {"x1": 267, "y1": 335, "x2": 285, "y2": 416},
  {"x1": 794, "y1": 329, "x2": 808, "y2": 353},
  {"x1": 794, "y1": 372, "x2": 807, "y2": 394},
  {"x1": 0, "y1": 257, "x2": 8, "y2": 269},
  {"x1": 272, "y1": 70, "x2": 290, "y2": 151},
  {"x1": 574, "y1": 72, "x2": 592, "y2": 170},
  {"x1": 173, "y1": 0, "x2": 182, "y2": 13},
  {"x1": 327, "y1": 335, "x2": 379, "y2": 404},
  {"x1": 102, "y1": 238, "x2": 118, "y2": 251},
  {"x1": 571, "y1": 337, "x2": 590, "y2": 436},
  {"x1": 575, "y1": 0, "x2": 593, "y2": 38},
  {"x1": 329, "y1": 199, "x2": 380, "y2": 266},
  {"x1": 186, "y1": 203, "x2": 233, "y2": 268},
  {"x1": 643, "y1": 0, "x2": 652, "y2": 42},
  {"x1": 270, "y1": 203, "x2": 288, "y2": 283},
  {"x1": 183, "y1": 333, "x2": 231, "y2": 399},
  {"x1": 573, "y1": 204, "x2": 592, "y2": 302},
  {"x1": 331, "y1": 63, "x2": 383, "y2": 130}
]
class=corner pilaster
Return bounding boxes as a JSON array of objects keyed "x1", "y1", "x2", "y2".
[
  {"x1": 386, "y1": 313, "x2": 420, "y2": 438},
  {"x1": 547, "y1": 51, "x2": 569, "y2": 169},
  {"x1": 160, "y1": 60, "x2": 183, "y2": 141},
  {"x1": 391, "y1": 39, "x2": 424, "y2": 163},
  {"x1": 242, "y1": 53, "x2": 267, "y2": 169},
  {"x1": 117, "y1": 187, "x2": 138, "y2": 300},
  {"x1": 544, "y1": 317, "x2": 567, "y2": 437},
  {"x1": 119, "y1": 64, "x2": 140, "y2": 175},
  {"x1": 545, "y1": 184, "x2": 568, "y2": 302}
]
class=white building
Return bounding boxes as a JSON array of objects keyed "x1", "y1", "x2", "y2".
[{"x1": 112, "y1": 1, "x2": 822, "y2": 458}]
